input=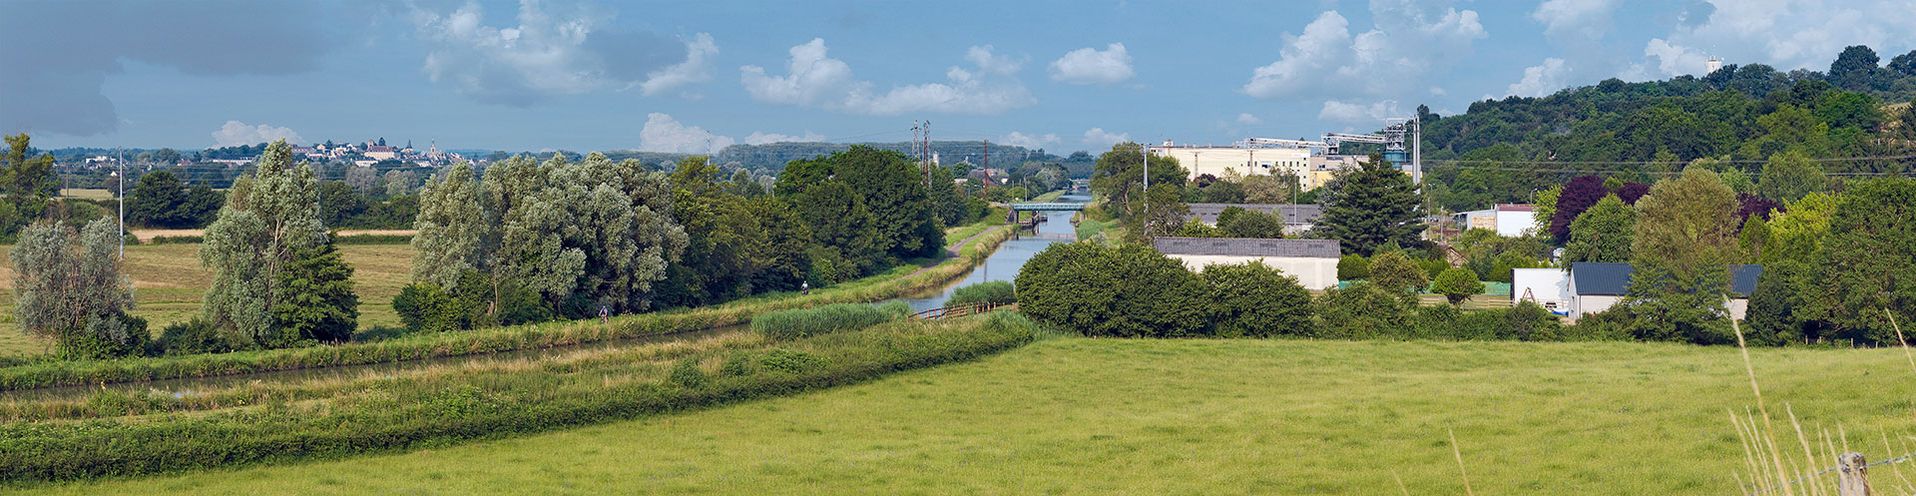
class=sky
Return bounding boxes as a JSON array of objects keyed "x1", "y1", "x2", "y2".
[{"x1": 4, "y1": 0, "x2": 1915, "y2": 154}]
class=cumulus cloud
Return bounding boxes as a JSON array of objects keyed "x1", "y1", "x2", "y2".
[
  {"x1": 0, "y1": 1, "x2": 327, "y2": 136},
  {"x1": 1242, "y1": 1, "x2": 1486, "y2": 102},
  {"x1": 1049, "y1": 43, "x2": 1134, "y2": 85},
  {"x1": 1318, "y1": 99, "x2": 1401, "y2": 124},
  {"x1": 1532, "y1": 0, "x2": 1617, "y2": 42},
  {"x1": 741, "y1": 39, "x2": 1035, "y2": 115},
  {"x1": 1236, "y1": 113, "x2": 1262, "y2": 125},
  {"x1": 743, "y1": 131, "x2": 825, "y2": 145},
  {"x1": 1001, "y1": 131, "x2": 1060, "y2": 149},
  {"x1": 1636, "y1": 0, "x2": 1916, "y2": 78},
  {"x1": 639, "y1": 113, "x2": 734, "y2": 154},
  {"x1": 212, "y1": 120, "x2": 303, "y2": 147},
  {"x1": 1505, "y1": 58, "x2": 1572, "y2": 97},
  {"x1": 410, "y1": 1, "x2": 714, "y2": 105},
  {"x1": 1082, "y1": 128, "x2": 1130, "y2": 149}
]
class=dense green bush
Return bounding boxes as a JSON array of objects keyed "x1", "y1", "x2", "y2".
[
  {"x1": 1201, "y1": 262, "x2": 1314, "y2": 337},
  {"x1": 1314, "y1": 282, "x2": 1412, "y2": 339},
  {"x1": 152, "y1": 319, "x2": 243, "y2": 356},
  {"x1": 751, "y1": 302, "x2": 910, "y2": 340},
  {"x1": 1337, "y1": 254, "x2": 1369, "y2": 280},
  {"x1": 1366, "y1": 251, "x2": 1429, "y2": 294},
  {"x1": 1016, "y1": 243, "x2": 1211, "y2": 338},
  {"x1": 946, "y1": 281, "x2": 1016, "y2": 307},
  {"x1": 1430, "y1": 267, "x2": 1486, "y2": 304}
]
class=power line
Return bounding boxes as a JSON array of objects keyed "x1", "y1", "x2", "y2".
[{"x1": 1425, "y1": 154, "x2": 1916, "y2": 166}]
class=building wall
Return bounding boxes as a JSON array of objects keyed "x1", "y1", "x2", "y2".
[
  {"x1": 1164, "y1": 255, "x2": 1339, "y2": 290},
  {"x1": 1495, "y1": 210, "x2": 1536, "y2": 237},
  {"x1": 1571, "y1": 295, "x2": 1625, "y2": 319},
  {"x1": 1511, "y1": 268, "x2": 1570, "y2": 314},
  {"x1": 1150, "y1": 147, "x2": 1309, "y2": 185}
]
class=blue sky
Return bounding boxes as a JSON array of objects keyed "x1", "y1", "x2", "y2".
[{"x1": 5, "y1": 0, "x2": 1914, "y2": 154}]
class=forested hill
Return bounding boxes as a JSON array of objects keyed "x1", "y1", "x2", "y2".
[
  {"x1": 1420, "y1": 44, "x2": 1916, "y2": 211},
  {"x1": 709, "y1": 140, "x2": 1052, "y2": 171}
]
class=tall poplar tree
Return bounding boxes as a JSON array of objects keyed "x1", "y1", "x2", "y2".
[
  {"x1": 200, "y1": 140, "x2": 332, "y2": 347},
  {"x1": 1625, "y1": 168, "x2": 1740, "y2": 344}
]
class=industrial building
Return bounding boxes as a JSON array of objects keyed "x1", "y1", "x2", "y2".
[
  {"x1": 1148, "y1": 116, "x2": 1422, "y2": 189},
  {"x1": 1152, "y1": 237, "x2": 1342, "y2": 290},
  {"x1": 1147, "y1": 143, "x2": 1310, "y2": 183}
]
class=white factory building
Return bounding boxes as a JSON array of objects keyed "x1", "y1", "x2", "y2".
[
  {"x1": 1147, "y1": 142, "x2": 1310, "y2": 183},
  {"x1": 1153, "y1": 237, "x2": 1343, "y2": 290}
]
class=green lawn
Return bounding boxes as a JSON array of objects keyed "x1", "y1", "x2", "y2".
[
  {"x1": 0, "y1": 243, "x2": 414, "y2": 358},
  {"x1": 26, "y1": 337, "x2": 1916, "y2": 495}
]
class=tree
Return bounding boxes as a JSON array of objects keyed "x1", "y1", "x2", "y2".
[
  {"x1": 1430, "y1": 267, "x2": 1485, "y2": 305},
  {"x1": 1219, "y1": 209, "x2": 1285, "y2": 238},
  {"x1": 1828, "y1": 45, "x2": 1887, "y2": 91},
  {"x1": 1625, "y1": 168, "x2": 1740, "y2": 344},
  {"x1": 1015, "y1": 243, "x2": 1211, "y2": 337},
  {"x1": 344, "y1": 165, "x2": 381, "y2": 195},
  {"x1": 1, "y1": 134, "x2": 57, "y2": 238},
  {"x1": 412, "y1": 162, "x2": 489, "y2": 288},
  {"x1": 1201, "y1": 262, "x2": 1314, "y2": 337},
  {"x1": 1337, "y1": 254, "x2": 1369, "y2": 280},
  {"x1": 11, "y1": 219, "x2": 146, "y2": 358},
  {"x1": 1318, "y1": 158, "x2": 1425, "y2": 255},
  {"x1": 1807, "y1": 178, "x2": 1916, "y2": 344},
  {"x1": 1366, "y1": 251, "x2": 1428, "y2": 296},
  {"x1": 1890, "y1": 49, "x2": 1916, "y2": 77},
  {"x1": 127, "y1": 170, "x2": 223, "y2": 228},
  {"x1": 1091, "y1": 142, "x2": 1185, "y2": 217},
  {"x1": 1121, "y1": 182, "x2": 1189, "y2": 241},
  {"x1": 1548, "y1": 176, "x2": 1607, "y2": 242},
  {"x1": 1531, "y1": 184, "x2": 1561, "y2": 235},
  {"x1": 831, "y1": 146, "x2": 939, "y2": 257},
  {"x1": 1241, "y1": 173, "x2": 1295, "y2": 203},
  {"x1": 1756, "y1": 151, "x2": 1826, "y2": 204},
  {"x1": 1561, "y1": 195, "x2": 1635, "y2": 264},
  {"x1": 383, "y1": 170, "x2": 418, "y2": 197},
  {"x1": 271, "y1": 241, "x2": 359, "y2": 343},
  {"x1": 316, "y1": 181, "x2": 369, "y2": 227},
  {"x1": 201, "y1": 140, "x2": 331, "y2": 347},
  {"x1": 1172, "y1": 219, "x2": 1224, "y2": 238}
]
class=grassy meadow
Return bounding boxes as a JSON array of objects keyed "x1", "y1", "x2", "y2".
[
  {"x1": 0, "y1": 243, "x2": 414, "y2": 358},
  {"x1": 24, "y1": 337, "x2": 1916, "y2": 495}
]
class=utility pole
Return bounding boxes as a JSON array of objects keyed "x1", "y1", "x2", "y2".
[{"x1": 1141, "y1": 141, "x2": 1150, "y2": 224}]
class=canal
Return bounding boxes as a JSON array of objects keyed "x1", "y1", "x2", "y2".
[{"x1": 901, "y1": 193, "x2": 1089, "y2": 311}]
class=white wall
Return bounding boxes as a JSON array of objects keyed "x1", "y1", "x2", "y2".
[
  {"x1": 1165, "y1": 255, "x2": 1339, "y2": 290},
  {"x1": 1571, "y1": 295, "x2": 1625, "y2": 319},
  {"x1": 1511, "y1": 268, "x2": 1569, "y2": 314},
  {"x1": 1151, "y1": 147, "x2": 1309, "y2": 183},
  {"x1": 1496, "y1": 210, "x2": 1537, "y2": 237}
]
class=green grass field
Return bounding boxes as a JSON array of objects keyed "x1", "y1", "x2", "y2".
[
  {"x1": 25, "y1": 337, "x2": 1916, "y2": 495},
  {"x1": 0, "y1": 243, "x2": 414, "y2": 358}
]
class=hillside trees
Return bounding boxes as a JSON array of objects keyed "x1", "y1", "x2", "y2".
[
  {"x1": 1755, "y1": 151, "x2": 1828, "y2": 203},
  {"x1": 1624, "y1": 168, "x2": 1741, "y2": 344},
  {"x1": 11, "y1": 219, "x2": 146, "y2": 358},
  {"x1": 1317, "y1": 157, "x2": 1425, "y2": 255}
]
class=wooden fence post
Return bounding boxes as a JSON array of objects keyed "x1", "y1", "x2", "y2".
[{"x1": 1839, "y1": 452, "x2": 1870, "y2": 496}]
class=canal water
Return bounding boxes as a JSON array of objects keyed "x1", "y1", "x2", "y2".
[{"x1": 901, "y1": 193, "x2": 1089, "y2": 311}]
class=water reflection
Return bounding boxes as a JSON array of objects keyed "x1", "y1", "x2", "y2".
[{"x1": 902, "y1": 194, "x2": 1089, "y2": 311}]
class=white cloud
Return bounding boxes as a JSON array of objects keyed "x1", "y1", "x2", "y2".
[
  {"x1": 1505, "y1": 58, "x2": 1572, "y2": 97},
  {"x1": 1636, "y1": 0, "x2": 1916, "y2": 78},
  {"x1": 741, "y1": 39, "x2": 1035, "y2": 115},
  {"x1": 1049, "y1": 43, "x2": 1134, "y2": 85},
  {"x1": 410, "y1": 1, "x2": 713, "y2": 105},
  {"x1": 1081, "y1": 128, "x2": 1130, "y2": 149},
  {"x1": 638, "y1": 113, "x2": 734, "y2": 154},
  {"x1": 1318, "y1": 99, "x2": 1401, "y2": 124},
  {"x1": 743, "y1": 131, "x2": 825, "y2": 145},
  {"x1": 640, "y1": 33, "x2": 718, "y2": 96},
  {"x1": 1235, "y1": 113, "x2": 1262, "y2": 125},
  {"x1": 212, "y1": 120, "x2": 302, "y2": 147},
  {"x1": 1242, "y1": 2, "x2": 1486, "y2": 101},
  {"x1": 1001, "y1": 131, "x2": 1060, "y2": 149},
  {"x1": 1532, "y1": 0, "x2": 1616, "y2": 42}
]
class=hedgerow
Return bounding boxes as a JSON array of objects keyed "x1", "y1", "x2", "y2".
[{"x1": 751, "y1": 302, "x2": 910, "y2": 340}]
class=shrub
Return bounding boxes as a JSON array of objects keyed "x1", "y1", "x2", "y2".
[
  {"x1": 1016, "y1": 243, "x2": 1211, "y2": 338},
  {"x1": 1366, "y1": 251, "x2": 1429, "y2": 295},
  {"x1": 152, "y1": 318, "x2": 243, "y2": 356},
  {"x1": 759, "y1": 348, "x2": 826, "y2": 374},
  {"x1": 1201, "y1": 262, "x2": 1314, "y2": 337},
  {"x1": 1430, "y1": 267, "x2": 1486, "y2": 305},
  {"x1": 669, "y1": 358, "x2": 708, "y2": 389},
  {"x1": 751, "y1": 302, "x2": 910, "y2": 340},
  {"x1": 1337, "y1": 254, "x2": 1370, "y2": 280},
  {"x1": 1560, "y1": 307, "x2": 1637, "y2": 341},
  {"x1": 946, "y1": 281, "x2": 1016, "y2": 307},
  {"x1": 1314, "y1": 282, "x2": 1411, "y2": 340}
]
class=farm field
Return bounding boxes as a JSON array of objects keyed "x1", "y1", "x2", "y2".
[
  {"x1": 25, "y1": 337, "x2": 1916, "y2": 495},
  {"x1": 0, "y1": 243, "x2": 414, "y2": 358}
]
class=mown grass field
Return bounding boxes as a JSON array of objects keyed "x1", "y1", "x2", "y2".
[
  {"x1": 26, "y1": 337, "x2": 1916, "y2": 495},
  {"x1": 0, "y1": 243, "x2": 414, "y2": 358}
]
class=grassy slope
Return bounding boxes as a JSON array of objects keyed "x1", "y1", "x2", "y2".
[
  {"x1": 29, "y1": 338, "x2": 1916, "y2": 495},
  {"x1": 0, "y1": 244, "x2": 414, "y2": 358}
]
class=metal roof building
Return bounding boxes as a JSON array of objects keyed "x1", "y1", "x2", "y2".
[
  {"x1": 1153, "y1": 237, "x2": 1342, "y2": 289},
  {"x1": 1185, "y1": 203, "x2": 1323, "y2": 229}
]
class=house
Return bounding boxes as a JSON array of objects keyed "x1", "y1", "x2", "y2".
[
  {"x1": 1512, "y1": 267, "x2": 1571, "y2": 315},
  {"x1": 1152, "y1": 237, "x2": 1342, "y2": 290},
  {"x1": 1564, "y1": 262, "x2": 1763, "y2": 319},
  {"x1": 1453, "y1": 204, "x2": 1537, "y2": 237},
  {"x1": 364, "y1": 145, "x2": 398, "y2": 161},
  {"x1": 1184, "y1": 203, "x2": 1323, "y2": 235}
]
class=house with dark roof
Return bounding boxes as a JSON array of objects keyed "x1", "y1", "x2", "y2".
[
  {"x1": 1565, "y1": 262, "x2": 1763, "y2": 319},
  {"x1": 1153, "y1": 237, "x2": 1342, "y2": 289},
  {"x1": 1184, "y1": 204, "x2": 1323, "y2": 235}
]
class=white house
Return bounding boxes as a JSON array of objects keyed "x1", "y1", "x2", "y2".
[
  {"x1": 1152, "y1": 237, "x2": 1342, "y2": 290},
  {"x1": 1454, "y1": 204, "x2": 1537, "y2": 237},
  {"x1": 1563, "y1": 262, "x2": 1763, "y2": 319}
]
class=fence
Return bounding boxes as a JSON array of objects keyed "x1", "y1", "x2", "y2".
[{"x1": 910, "y1": 302, "x2": 1016, "y2": 321}]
